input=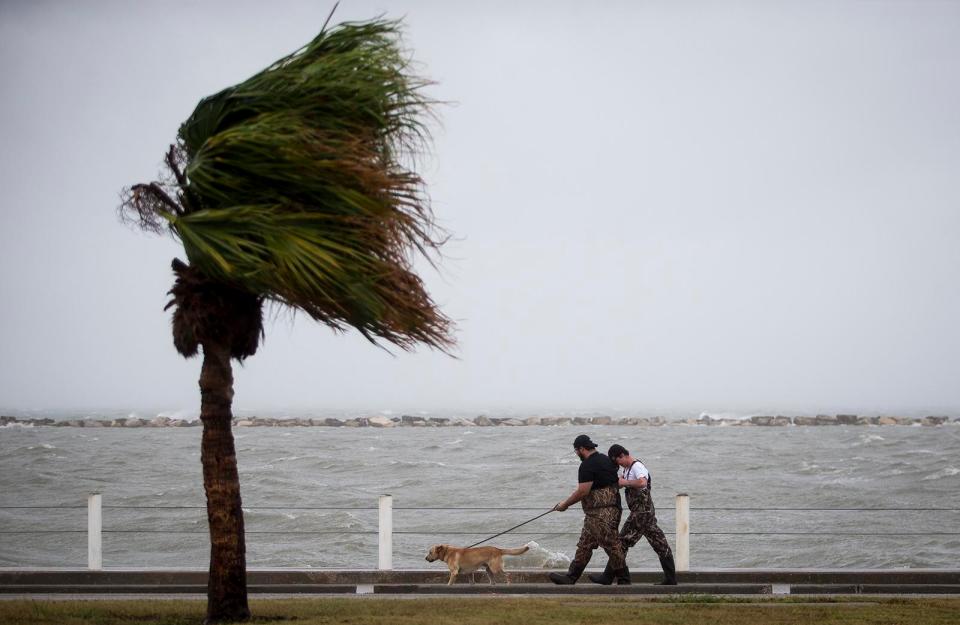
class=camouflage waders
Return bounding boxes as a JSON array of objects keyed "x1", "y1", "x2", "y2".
[
  {"x1": 572, "y1": 485, "x2": 626, "y2": 570},
  {"x1": 621, "y1": 476, "x2": 673, "y2": 560}
]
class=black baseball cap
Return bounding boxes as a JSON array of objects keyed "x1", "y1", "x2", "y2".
[{"x1": 573, "y1": 434, "x2": 597, "y2": 449}]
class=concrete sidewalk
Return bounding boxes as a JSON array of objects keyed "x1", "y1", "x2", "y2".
[{"x1": 1, "y1": 568, "x2": 958, "y2": 597}]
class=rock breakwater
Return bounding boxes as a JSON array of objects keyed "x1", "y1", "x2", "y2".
[{"x1": 1, "y1": 414, "x2": 955, "y2": 428}]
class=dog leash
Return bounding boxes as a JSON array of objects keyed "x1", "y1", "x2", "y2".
[{"x1": 465, "y1": 509, "x2": 554, "y2": 548}]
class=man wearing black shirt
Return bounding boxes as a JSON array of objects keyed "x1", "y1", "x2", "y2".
[{"x1": 548, "y1": 434, "x2": 630, "y2": 585}]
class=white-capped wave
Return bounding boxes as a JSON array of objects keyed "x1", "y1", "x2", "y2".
[
  {"x1": 699, "y1": 411, "x2": 751, "y2": 421},
  {"x1": 922, "y1": 467, "x2": 959, "y2": 481},
  {"x1": 156, "y1": 409, "x2": 197, "y2": 421},
  {"x1": 513, "y1": 541, "x2": 571, "y2": 568},
  {"x1": 388, "y1": 460, "x2": 447, "y2": 467}
]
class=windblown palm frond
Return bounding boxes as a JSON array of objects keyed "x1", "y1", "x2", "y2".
[{"x1": 122, "y1": 18, "x2": 453, "y2": 351}]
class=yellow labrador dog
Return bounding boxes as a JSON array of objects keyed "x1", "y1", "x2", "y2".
[{"x1": 425, "y1": 544, "x2": 529, "y2": 585}]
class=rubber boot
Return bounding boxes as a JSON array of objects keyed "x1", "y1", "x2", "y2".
[
  {"x1": 587, "y1": 562, "x2": 614, "y2": 585},
  {"x1": 658, "y1": 554, "x2": 678, "y2": 585},
  {"x1": 549, "y1": 561, "x2": 586, "y2": 585},
  {"x1": 614, "y1": 565, "x2": 632, "y2": 585}
]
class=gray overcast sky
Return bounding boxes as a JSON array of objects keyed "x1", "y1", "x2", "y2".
[{"x1": 1, "y1": 1, "x2": 958, "y2": 417}]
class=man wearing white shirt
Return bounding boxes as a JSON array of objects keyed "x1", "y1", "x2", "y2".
[{"x1": 588, "y1": 444, "x2": 678, "y2": 585}]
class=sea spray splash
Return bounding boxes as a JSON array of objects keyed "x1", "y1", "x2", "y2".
[{"x1": 515, "y1": 541, "x2": 571, "y2": 568}]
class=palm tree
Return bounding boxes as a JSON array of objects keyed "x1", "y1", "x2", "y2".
[{"x1": 120, "y1": 16, "x2": 454, "y2": 623}]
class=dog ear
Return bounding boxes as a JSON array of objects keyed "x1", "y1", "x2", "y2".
[{"x1": 438, "y1": 544, "x2": 448, "y2": 559}]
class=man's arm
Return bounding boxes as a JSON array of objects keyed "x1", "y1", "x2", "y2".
[
  {"x1": 618, "y1": 476, "x2": 647, "y2": 488},
  {"x1": 555, "y1": 481, "x2": 592, "y2": 511}
]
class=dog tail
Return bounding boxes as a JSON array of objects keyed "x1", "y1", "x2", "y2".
[{"x1": 501, "y1": 546, "x2": 530, "y2": 556}]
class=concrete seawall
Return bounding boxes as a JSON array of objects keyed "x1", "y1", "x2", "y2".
[{"x1": 1, "y1": 568, "x2": 958, "y2": 596}]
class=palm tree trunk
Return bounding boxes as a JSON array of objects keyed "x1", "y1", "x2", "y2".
[{"x1": 199, "y1": 342, "x2": 250, "y2": 623}]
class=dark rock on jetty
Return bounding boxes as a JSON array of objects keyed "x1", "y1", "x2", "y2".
[{"x1": 1, "y1": 414, "x2": 956, "y2": 428}]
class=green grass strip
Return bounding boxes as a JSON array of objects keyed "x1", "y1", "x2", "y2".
[{"x1": 2, "y1": 596, "x2": 959, "y2": 625}]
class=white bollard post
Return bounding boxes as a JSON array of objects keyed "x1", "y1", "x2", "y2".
[
  {"x1": 88, "y1": 493, "x2": 102, "y2": 570},
  {"x1": 378, "y1": 494, "x2": 393, "y2": 570},
  {"x1": 675, "y1": 493, "x2": 689, "y2": 572}
]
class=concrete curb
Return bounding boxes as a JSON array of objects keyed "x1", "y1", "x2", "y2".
[
  {"x1": 371, "y1": 583, "x2": 771, "y2": 595},
  {"x1": 5, "y1": 583, "x2": 960, "y2": 596},
  {"x1": 2, "y1": 568, "x2": 957, "y2": 585}
]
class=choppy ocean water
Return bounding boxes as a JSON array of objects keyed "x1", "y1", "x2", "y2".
[{"x1": 1, "y1": 421, "x2": 958, "y2": 570}]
